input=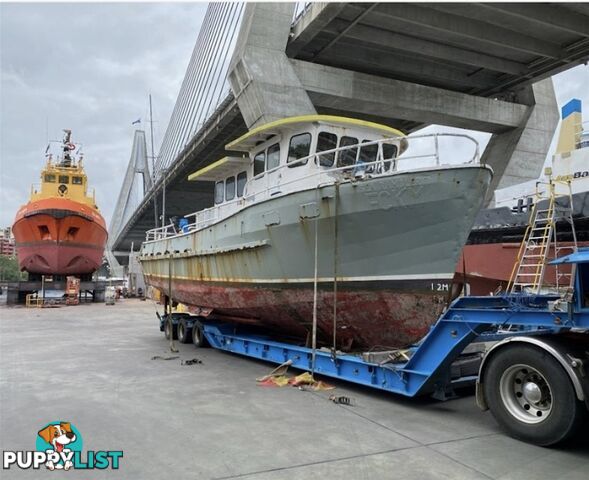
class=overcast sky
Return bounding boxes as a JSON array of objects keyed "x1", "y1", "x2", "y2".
[
  {"x1": 0, "y1": 2, "x2": 207, "y2": 228},
  {"x1": 1, "y1": 2, "x2": 588, "y2": 230}
]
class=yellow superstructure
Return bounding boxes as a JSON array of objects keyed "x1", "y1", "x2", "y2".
[{"x1": 30, "y1": 157, "x2": 97, "y2": 209}]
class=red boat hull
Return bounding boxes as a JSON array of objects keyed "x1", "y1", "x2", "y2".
[
  {"x1": 147, "y1": 276, "x2": 450, "y2": 350},
  {"x1": 12, "y1": 198, "x2": 107, "y2": 275},
  {"x1": 456, "y1": 242, "x2": 583, "y2": 295}
]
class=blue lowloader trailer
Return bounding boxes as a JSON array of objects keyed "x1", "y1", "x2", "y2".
[{"x1": 159, "y1": 251, "x2": 589, "y2": 447}]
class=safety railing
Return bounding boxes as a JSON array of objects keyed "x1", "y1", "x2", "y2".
[
  {"x1": 144, "y1": 133, "x2": 480, "y2": 243},
  {"x1": 145, "y1": 223, "x2": 180, "y2": 242},
  {"x1": 25, "y1": 294, "x2": 44, "y2": 308},
  {"x1": 240, "y1": 133, "x2": 479, "y2": 202},
  {"x1": 183, "y1": 206, "x2": 219, "y2": 233}
]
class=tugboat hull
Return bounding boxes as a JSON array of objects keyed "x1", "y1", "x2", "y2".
[{"x1": 13, "y1": 198, "x2": 107, "y2": 275}]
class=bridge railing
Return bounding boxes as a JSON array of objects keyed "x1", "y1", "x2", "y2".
[{"x1": 144, "y1": 133, "x2": 481, "y2": 242}]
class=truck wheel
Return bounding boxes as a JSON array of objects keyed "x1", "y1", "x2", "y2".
[
  {"x1": 192, "y1": 323, "x2": 209, "y2": 348},
  {"x1": 164, "y1": 318, "x2": 177, "y2": 340},
  {"x1": 177, "y1": 319, "x2": 192, "y2": 344},
  {"x1": 483, "y1": 344, "x2": 585, "y2": 446}
]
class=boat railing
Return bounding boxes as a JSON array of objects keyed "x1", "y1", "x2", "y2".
[
  {"x1": 183, "y1": 207, "x2": 220, "y2": 232},
  {"x1": 241, "y1": 132, "x2": 480, "y2": 202},
  {"x1": 145, "y1": 223, "x2": 179, "y2": 242},
  {"x1": 144, "y1": 133, "x2": 480, "y2": 243}
]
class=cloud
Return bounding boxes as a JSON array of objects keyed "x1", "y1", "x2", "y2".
[
  {"x1": 419, "y1": 64, "x2": 589, "y2": 181},
  {"x1": 0, "y1": 2, "x2": 207, "y2": 227}
]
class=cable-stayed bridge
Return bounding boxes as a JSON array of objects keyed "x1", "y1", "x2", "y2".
[{"x1": 110, "y1": 2, "x2": 589, "y2": 263}]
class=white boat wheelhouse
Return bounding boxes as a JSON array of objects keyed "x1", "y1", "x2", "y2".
[{"x1": 146, "y1": 115, "x2": 480, "y2": 241}]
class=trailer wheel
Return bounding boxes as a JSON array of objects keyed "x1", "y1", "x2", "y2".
[
  {"x1": 483, "y1": 344, "x2": 585, "y2": 446},
  {"x1": 192, "y1": 322, "x2": 209, "y2": 348},
  {"x1": 177, "y1": 319, "x2": 192, "y2": 344},
  {"x1": 164, "y1": 318, "x2": 177, "y2": 341}
]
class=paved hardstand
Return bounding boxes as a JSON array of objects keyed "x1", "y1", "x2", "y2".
[{"x1": 1, "y1": 300, "x2": 587, "y2": 479}]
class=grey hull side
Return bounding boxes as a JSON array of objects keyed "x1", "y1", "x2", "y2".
[{"x1": 141, "y1": 165, "x2": 493, "y2": 286}]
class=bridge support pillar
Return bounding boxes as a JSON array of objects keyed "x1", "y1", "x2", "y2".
[
  {"x1": 228, "y1": 3, "x2": 316, "y2": 128},
  {"x1": 108, "y1": 130, "x2": 152, "y2": 272},
  {"x1": 482, "y1": 79, "x2": 559, "y2": 205}
]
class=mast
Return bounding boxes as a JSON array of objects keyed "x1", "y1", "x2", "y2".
[
  {"x1": 149, "y1": 94, "x2": 159, "y2": 227},
  {"x1": 149, "y1": 94, "x2": 156, "y2": 182},
  {"x1": 61, "y1": 129, "x2": 74, "y2": 167}
]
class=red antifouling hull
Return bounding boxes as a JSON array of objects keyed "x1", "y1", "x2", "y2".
[
  {"x1": 146, "y1": 276, "x2": 448, "y2": 350},
  {"x1": 12, "y1": 198, "x2": 107, "y2": 275}
]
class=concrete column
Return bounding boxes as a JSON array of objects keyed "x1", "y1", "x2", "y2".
[
  {"x1": 482, "y1": 78, "x2": 559, "y2": 204},
  {"x1": 228, "y1": 3, "x2": 316, "y2": 128}
]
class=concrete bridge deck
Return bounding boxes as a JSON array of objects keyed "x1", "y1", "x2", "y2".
[{"x1": 111, "y1": 2, "x2": 589, "y2": 258}]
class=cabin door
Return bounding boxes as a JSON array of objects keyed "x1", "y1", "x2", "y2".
[{"x1": 266, "y1": 143, "x2": 282, "y2": 197}]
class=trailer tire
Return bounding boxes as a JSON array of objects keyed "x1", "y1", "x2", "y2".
[
  {"x1": 483, "y1": 344, "x2": 585, "y2": 446},
  {"x1": 164, "y1": 318, "x2": 177, "y2": 341},
  {"x1": 177, "y1": 319, "x2": 192, "y2": 344},
  {"x1": 192, "y1": 322, "x2": 209, "y2": 348}
]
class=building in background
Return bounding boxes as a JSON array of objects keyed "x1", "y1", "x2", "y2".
[{"x1": 0, "y1": 227, "x2": 16, "y2": 257}]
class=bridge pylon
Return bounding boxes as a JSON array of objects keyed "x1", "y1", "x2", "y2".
[{"x1": 107, "y1": 130, "x2": 152, "y2": 273}]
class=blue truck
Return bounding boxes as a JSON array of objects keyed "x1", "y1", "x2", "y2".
[{"x1": 159, "y1": 249, "x2": 589, "y2": 446}]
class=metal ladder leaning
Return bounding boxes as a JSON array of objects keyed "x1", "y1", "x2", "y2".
[{"x1": 508, "y1": 175, "x2": 578, "y2": 294}]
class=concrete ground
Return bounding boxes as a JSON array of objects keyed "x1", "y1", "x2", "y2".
[{"x1": 1, "y1": 300, "x2": 587, "y2": 479}]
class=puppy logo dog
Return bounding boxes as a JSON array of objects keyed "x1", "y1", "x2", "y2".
[{"x1": 37, "y1": 422, "x2": 76, "y2": 470}]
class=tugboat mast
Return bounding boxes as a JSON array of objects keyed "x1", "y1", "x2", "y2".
[{"x1": 60, "y1": 129, "x2": 76, "y2": 167}]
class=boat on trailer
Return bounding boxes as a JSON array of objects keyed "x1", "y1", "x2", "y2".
[{"x1": 139, "y1": 115, "x2": 493, "y2": 350}]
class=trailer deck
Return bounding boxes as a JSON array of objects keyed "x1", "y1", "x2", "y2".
[{"x1": 172, "y1": 252, "x2": 589, "y2": 446}]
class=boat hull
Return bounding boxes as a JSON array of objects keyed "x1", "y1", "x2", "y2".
[
  {"x1": 12, "y1": 198, "x2": 107, "y2": 275},
  {"x1": 147, "y1": 277, "x2": 450, "y2": 349},
  {"x1": 141, "y1": 165, "x2": 492, "y2": 349},
  {"x1": 456, "y1": 242, "x2": 582, "y2": 295}
]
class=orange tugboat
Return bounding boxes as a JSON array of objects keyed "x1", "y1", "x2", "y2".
[{"x1": 12, "y1": 130, "x2": 107, "y2": 278}]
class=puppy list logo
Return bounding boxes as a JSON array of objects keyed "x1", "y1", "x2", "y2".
[
  {"x1": 36, "y1": 422, "x2": 81, "y2": 470},
  {"x1": 2, "y1": 421, "x2": 123, "y2": 470}
]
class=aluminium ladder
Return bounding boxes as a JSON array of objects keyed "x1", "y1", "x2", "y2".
[{"x1": 508, "y1": 177, "x2": 578, "y2": 294}]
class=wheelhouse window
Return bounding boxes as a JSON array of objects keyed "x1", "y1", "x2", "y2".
[
  {"x1": 44, "y1": 174, "x2": 56, "y2": 183},
  {"x1": 359, "y1": 140, "x2": 378, "y2": 173},
  {"x1": 225, "y1": 176, "x2": 236, "y2": 201},
  {"x1": 237, "y1": 171, "x2": 247, "y2": 198},
  {"x1": 316, "y1": 132, "x2": 338, "y2": 167},
  {"x1": 338, "y1": 136, "x2": 358, "y2": 167},
  {"x1": 359, "y1": 140, "x2": 378, "y2": 164},
  {"x1": 214, "y1": 180, "x2": 224, "y2": 205},
  {"x1": 58, "y1": 175, "x2": 69, "y2": 184},
  {"x1": 266, "y1": 143, "x2": 281, "y2": 171},
  {"x1": 382, "y1": 143, "x2": 398, "y2": 172},
  {"x1": 254, "y1": 151, "x2": 265, "y2": 176},
  {"x1": 72, "y1": 176, "x2": 83, "y2": 185},
  {"x1": 288, "y1": 133, "x2": 311, "y2": 167}
]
